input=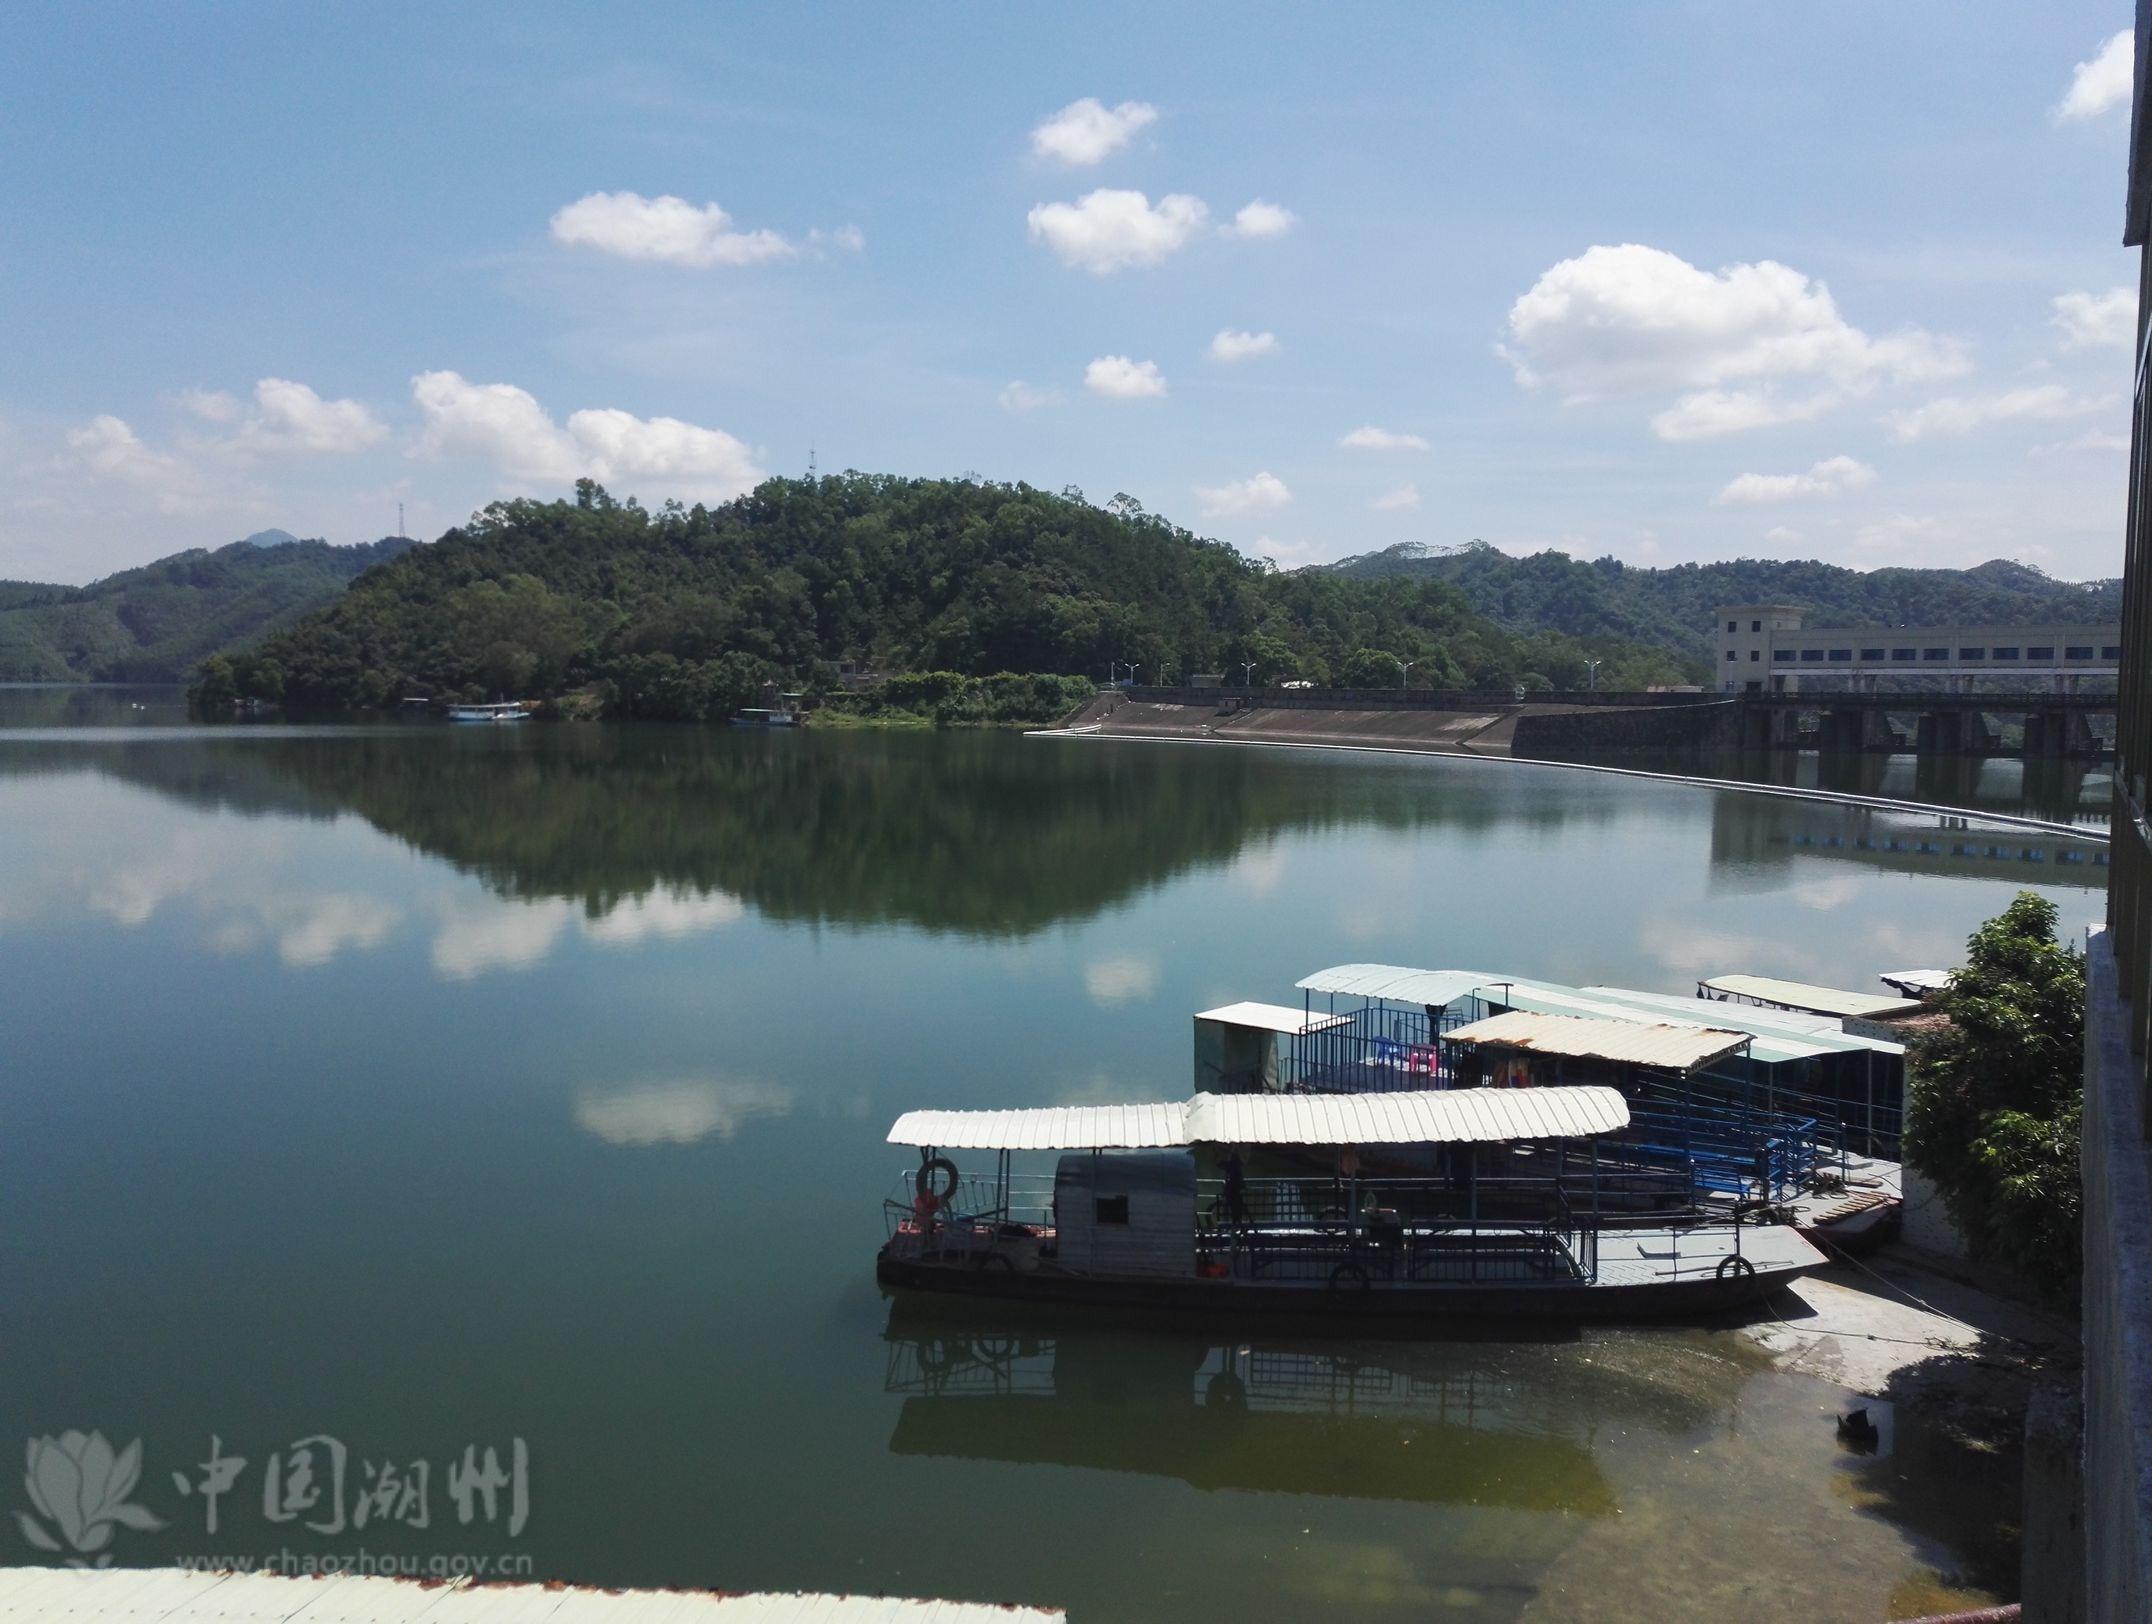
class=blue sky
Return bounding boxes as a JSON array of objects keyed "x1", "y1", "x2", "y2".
[{"x1": 1, "y1": 3, "x2": 2139, "y2": 584}]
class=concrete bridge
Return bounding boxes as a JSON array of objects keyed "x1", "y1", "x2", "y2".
[
  {"x1": 1114, "y1": 684, "x2": 2115, "y2": 758},
  {"x1": 1737, "y1": 688, "x2": 2115, "y2": 757}
]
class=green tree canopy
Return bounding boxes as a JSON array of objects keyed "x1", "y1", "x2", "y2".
[
  {"x1": 199, "y1": 476, "x2": 1691, "y2": 715},
  {"x1": 1903, "y1": 891, "x2": 2086, "y2": 1297}
]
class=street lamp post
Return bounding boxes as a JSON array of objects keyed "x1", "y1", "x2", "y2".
[
  {"x1": 1584, "y1": 658, "x2": 1603, "y2": 692},
  {"x1": 1242, "y1": 661, "x2": 1256, "y2": 687},
  {"x1": 1401, "y1": 659, "x2": 1417, "y2": 690}
]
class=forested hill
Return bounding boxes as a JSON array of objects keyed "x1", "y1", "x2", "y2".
[
  {"x1": 199, "y1": 476, "x2": 1689, "y2": 716},
  {"x1": 0, "y1": 534, "x2": 414, "y2": 682},
  {"x1": 1331, "y1": 542, "x2": 2123, "y2": 667}
]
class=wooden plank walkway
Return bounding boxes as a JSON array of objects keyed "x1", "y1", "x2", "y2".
[{"x1": 0, "y1": 1569, "x2": 1065, "y2": 1622}]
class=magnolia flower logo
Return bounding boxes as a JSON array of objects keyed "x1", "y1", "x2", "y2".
[{"x1": 17, "y1": 1432, "x2": 164, "y2": 1564}]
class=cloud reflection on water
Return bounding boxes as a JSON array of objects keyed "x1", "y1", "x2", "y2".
[{"x1": 572, "y1": 1078, "x2": 792, "y2": 1147}]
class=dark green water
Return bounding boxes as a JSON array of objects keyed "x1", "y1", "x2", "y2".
[{"x1": 0, "y1": 690, "x2": 2100, "y2": 1619}]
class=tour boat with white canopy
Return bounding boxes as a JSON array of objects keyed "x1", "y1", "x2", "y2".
[{"x1": 876, "y1": 1084, "x2": 1823, "y2": 1319}]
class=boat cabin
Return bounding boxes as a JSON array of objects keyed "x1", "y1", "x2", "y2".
[{"x1": 1054, "y1": 1151, "x2": 1197, "y2": 1277}]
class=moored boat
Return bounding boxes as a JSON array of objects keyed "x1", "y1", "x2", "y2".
[
  {"x1": 448, "y1": 700, "x2": 531, "y2": 722},
  {"x1": 875, "y1": 1086, "x2": 1823, "y2": 1322}
]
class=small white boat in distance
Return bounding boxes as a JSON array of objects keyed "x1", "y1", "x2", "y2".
[{"x1": 448, "y1": 701, "x2": 531, "y2": 723}]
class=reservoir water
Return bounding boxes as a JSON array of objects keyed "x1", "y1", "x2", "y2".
[{"x1": 0, "y1": 689, "x2": 2103, "y2": 1620}]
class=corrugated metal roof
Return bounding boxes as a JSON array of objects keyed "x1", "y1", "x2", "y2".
[
  {"x1": 890, "y1": 1102, "x2": 1188, "y2": 1151},
  {"x1": 1489, "y1": 982, "x2": 1824, "y2": 1064},
  {"x1": 1290, "y1": 961, "x2": 1903, "y2": 1062},
  {"x1": 1698, "y1": 973, "x2": 1924, "y2": 1021},
  {"x1": 1573, "y1": 985, "x2": 1906, "y2": 1060},
  {"x1": 1293, "y1": 964, "x2": 1498, "y2": 1008},
  {"x1": 1193, "y1": 1001, "x2": 1354, "y2": 1036},
  {"x1": 1191, "y1": 1085, "x2": 1626, "y2": 1144},
  {"x1": 0, "y1": 1568, "x2": 1066, "y2": 1621},
  {"x1": 1443, "y1": 1010, "x2": 1750, "y2": 1071},
  {"x1": 889, "y1": 1085, "x2": 1627, "y2": 1149}
]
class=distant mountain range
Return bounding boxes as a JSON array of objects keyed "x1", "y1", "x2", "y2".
[
  {"x1": 1328, "y1": 542, "x2": 2124, "y2": 672},
  {"x1": 0, "y1": 534, "x2": 415, "y2": 683}
]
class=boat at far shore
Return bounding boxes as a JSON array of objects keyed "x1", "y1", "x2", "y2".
[{"x1": 448, "y1": 701, "x2": 532, "y2": 722}]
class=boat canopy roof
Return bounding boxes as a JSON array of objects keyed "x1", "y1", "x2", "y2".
[
  {"x1": 1698, "y1": 973, "x2": 1923, "y2": 1021},
  {"x1": 1444, "y1": 1010, "x2": 1750, "y2": 1071},
  {"x1": 1194, "y1": 1001, "x2": 1354, "y2": 1036},
  {"x1": 1277, "y1": 961, "x2": 1907, "y2": 1063},
  {"x1": 887, "y1": 1085, "x2": 1628, "y2": 1151},
  {"x1": 1295, "y1": 964, "x2": 1500, "y2": 1007},
  {"x1": 1515, "y1": 981, "x2": 1905, "y2": 1062}
]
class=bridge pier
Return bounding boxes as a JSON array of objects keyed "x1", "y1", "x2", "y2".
[
  {"x1": 1738, "y1": 691, "x2": 2107, "y2": 760},
  {"x1": 1816, "y1": 705, "x2": 1897, "y2": 753},
  {"x1": 2027, "y1": 708, "x2": 2102, "y2": 756},
  {"x1": 1918, "y1": 708, "x2": 1997, "y2": 755}
]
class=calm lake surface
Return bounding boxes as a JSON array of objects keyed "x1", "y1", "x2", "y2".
[{"x1": 0, "y1": 688, "x2": 2106, "y2": 1620}]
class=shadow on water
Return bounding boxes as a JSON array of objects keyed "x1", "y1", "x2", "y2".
[{"x1": 1843, "y1": 1336, "x2": 2033, "y2": 1608}]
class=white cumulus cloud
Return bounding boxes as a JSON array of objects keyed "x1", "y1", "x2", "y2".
[
  {"x1": 410, "y1": 371, "x2": 763, "y2": 501},
  {"x1": 2053, "y1": 287, "x2": 2135, "y2": 349},
  {"x1": 999, "y1": 380, "x2": 1063, "y2": 412},
  {"x1": 1030, "y1": 97, "x2": 1158, "y2": 165},
  {"x1": 1209, "y1": 329, "x2": 1278, "y2": 362},
  {"x1": 2057, "y1": 29, "x2": 2134, "y2": 121},
  {"x1": 1195, "y1": 470, "x2": 1291, "y2": 518},
  {"x1": 1028, "y1": 188, "x2": 1208, "y2": 273},
  {"x1": 1338, "y1": 424, "x2": 1429, "y2": 452},
  {"x1": 66, "y1": 416, "x2": 219, "y2": 515},
  {"x1": 1224, "y1": 199, "x2": 1296, "y2": 239},
  {"x1": 549, "y1": 190, "x2": 796, "y2": 268},
  {"x1": 1650, "y1": 388, "x2": 1840, "y2": 442},
  {"x1": 178, "y1": 388, "x2": 241, "y2": 424},
  {"x1": 1371, "y1": 483, "x2": 1420, "y2": 512},
  {"x1": 1715, "y1": 454, "x2": 1877, "y2": 505},
  {"x1": 1885, "y1": 385, "x2": 2107, "y2": 442},
  {"x1": 1084, "y1": 355, "x2": 1167, "y2": 399},
  {"x1": 1503, "y1": 243, "x2": 1966, "y2": 441},
  {"x1": 232, "y1": 378, "x2": 388, "y2": 457}
]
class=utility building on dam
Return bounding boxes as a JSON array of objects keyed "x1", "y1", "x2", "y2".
[{"x1": 1716, "y1": 602, "x2": 2121, "y2": 695}]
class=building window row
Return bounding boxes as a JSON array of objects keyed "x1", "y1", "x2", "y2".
[{"x1": 1740, "y1": 640, "x2": 2118, "y2": 662}]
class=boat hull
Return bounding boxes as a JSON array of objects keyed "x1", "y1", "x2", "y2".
[{"x1": 876, "y1": 1244, "x2": 1813, "y2": 1323}]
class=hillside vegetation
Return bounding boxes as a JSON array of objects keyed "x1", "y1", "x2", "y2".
[
  {"x1": 198, "y1": 477, "x2": 1688, "y2": 716},
  {"x1": 0, "y1": 535, "x2": 413, "y2": 682},
  {"x1": 1332, "y1": 541, "x2": 2122, "y2": 667}
]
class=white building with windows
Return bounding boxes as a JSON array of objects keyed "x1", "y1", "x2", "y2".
[{"x1": 1715, "y1": 603, "x2": 2122, "y2": 693}]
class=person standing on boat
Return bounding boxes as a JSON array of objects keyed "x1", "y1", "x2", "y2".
[{"x1": 1221, "y1": 1148, "x2": 1248, "y2": 1232}]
